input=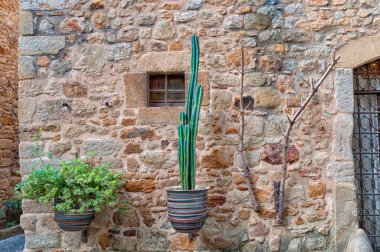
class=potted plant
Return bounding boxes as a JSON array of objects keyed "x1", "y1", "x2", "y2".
[
  {"x1": 166, "y1": 35, "x2": 208, "y2": 237},
  {"x1": 17, "y1": 133, "x2": 125, "y2": 232}
]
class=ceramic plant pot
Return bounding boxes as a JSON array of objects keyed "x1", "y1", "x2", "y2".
[
  {"x1": 166, "y1": 187, "x2": 208, "y2": 234},
  {"x1": 54, "y1": 210, "x2": 95, "y2": 232}
]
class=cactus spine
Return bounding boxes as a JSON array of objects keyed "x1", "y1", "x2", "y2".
[{"x1": 178, "y1": 35, "x2": 203, "y2": 190}]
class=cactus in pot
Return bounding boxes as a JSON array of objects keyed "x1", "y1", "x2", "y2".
[
  {"x1": 178, "y1": 35, "x2": 203, "y2": 190},
  {"x1": 166, "y1": 35, "x2": 208, "y2": 236}
]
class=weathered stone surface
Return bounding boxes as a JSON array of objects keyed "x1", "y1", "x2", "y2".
[
  {"x1": 25, "y1": 232, "x2": 60, "y2": 249},
  {"x1": 225, "y1": 15, "x2": 243, "y2": 29},
  {"x1": 20, "y1": 214, "x2": 37, "y2": 231},
  {"x1": 187, "y1": 0, "x2": 203, "y2": 10},
  {"x1": 143, "y1": 151, "x2": 177, "y2": 169},
  {"x1": 18, "y1": 98, "x2": 36, "y2": 123},
  {"x1": 81, "y1": 138, "x2": 121, "y2": 156},
  {"x1": 121, "y1": 127, "x2": 155, "y2": 140},
  {"x1": 137, "y1": 13, "x2": 156, "y2": 26},
  {"x1": 76, "y1": 45, "x2": 107, "y2": 76},
  {"x1": 335, "y1": 183, "x2": 358, "y2": 252},
  {"x1": 253, "y1": 87, "x2": 280, "y2": 108},
  {"x1": 19, "y1": 36, "x2": 65, "y2": 55},
  {"x1": 19, "y1": 11, "x2": 34, "y2": 35},
  {"x1": 19, "y1": 56, "x2": 36, "y2": 80},
  {"x1": 170, "y1": 233, "x2": 196, "y2": 250},
  {"x1": 49, "y1": 142, "x2": 71, "y2": 156},
  {"x1": 269, "y1": 235, "x2": 281, "y2": 252},
  {"x1": 59, "y1": 17, "x2": 85, "y2": 33},
  {"x1": 308, "y1": 182, "x2": 326, "y2": 198},
  {"x1": 61, "y1": 232, "x2": 81, "y2": 249},
  {"x1": 124, "y1": 72, "x2": 147, "y2": 108},
  {"x1": 62, "y1": 81, "x2": 87, "y2": 97},
  {"x1": 245, "y1": 72, "x2": 266, "y2": 87},
  {"x1": 19, "y1": 79, "x2": 59, "y2": 97},
  {"x1": 201, "y1": 147, "x2": 234, "y2": 168},
  {"x1": 332, "y1": 114, "x2": 354, "y2": 161},
  {"x1": 211, "y1": 89, "x2": 232, "y2": 111},
  {"x1": 113, "y1": 208, "x2": 140, "y2": 227},
  {"x1": 347, "y1": 229, "x2": 374, "y2": 252},
  {"x1": 71, "y1": 101, "x2": 97, "y2": 117},
  {"x1": 124, "y1": 142, "x2": 143, "y2": 154},
  {"x1": 20, "y1": 0, "x2": 66, "y2": 10},
  {"x1": 108, "y1": 43, "x2": 132, "y2": 61},
  {"x1": 327, "y1": 161, "x2": 355, "y2": 183},
  {"x1": 137, "y1": 228, "x2": 168, "y2": 251},
  {"x1": 50, "y1": 60, "x2": 71, "y2": 77},
  {"x1": 335, "y1": 68, "x2": 354, "y2": 113},
  {"x1": 91, "y1": 11, "x2": 110, "y2": 29},
  {"x1": 137, "y1": 51, "x2": 190, "y2": 72},
  {"x1": 112, "y1": 236, "x2": 137, "y2": 251},
  {"x1": 152, "y1": 21, "x2": 174, "y2": 40},
  {"x1": 124, "y1": 179, "x2": 155, "y2": 193},
  {"x1": 244, "y1": 13, "x2": 271, "y2": 30},
  {"x1": 37, "y1": 99, "x2": 67, "y2": 121},
  {"x1": 174, "y1": 12, "x2": 197, "y2": 23},
  {"x1": 138, "y1": 107, "x2": 183, "y2": 125}
]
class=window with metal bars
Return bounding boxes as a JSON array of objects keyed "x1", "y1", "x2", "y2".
[
  {"x1": 148, "y1": 73, "x2": 185, "y2": 107},
  {"x1": 353, "y1": 61, "x2": 380, "y2": 251}
]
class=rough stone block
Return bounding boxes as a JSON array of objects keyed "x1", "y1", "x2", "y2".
[
  {"x1": 18, "y1": 56, "x2": 36, "y2": 80},
  {"x1": 124, "y1": 72, "x2": 147, "y2": 108},
  {"x1": 81, "y1": 138, "x2": 122, "y2": 156},
  {"x1": 25, "y1": 232, "x2": 61, "y2": 249},
  {"x1": 20, "y1": 0, "x2": 66, "y2": 10},
  {"x1": 152, "y1": 21, "x2": 174, "y2": 40},
  {"x1": 19, "y1": 79, "x2": 59, "y2": 97},
  {"x1": 18, "y1": 98, "x2": 36, "y2": 123},
  {"x1": 252, "y1": 87, "x2": 280, "y2": 109},
  {"x1": 61, "y1": 232, "x2": 81, "y2": 249},
  {"x1": 327, "y1": 161, "x2": 355, "y2": 183},
  {"x1": 19, "y1": 11, "x2": 34, "y2": 35},
  {"x1": 137, "y1": 51, "x2": 190, "y2": 72},
  {"x1": 334, "y1": 68, "x2": 354, "y2": 113},
  {"x1": 138, "y1": 107, "x2": 183, "y2": 125},
  {"x1": 19, "y1": 36, "x2": 65, "y2": 56},
  {"x1": 36, "y1": 99, "x2": 67, "y2": 121},
  {"x1": 20, "y1": 214, "x2": 37, "y2": 231},
  {"x1": 334, "y1": 183, "x2": 358, "y2": 252},
  {"x1": 212, "y1": 89, "x2": 233, "y2": 111},
  {"x1": 332, "y1": 114, "x2": 354, "y2": 161},
  {"x1": 22, "y1": 200, "x2": 53, "y2": 213}
]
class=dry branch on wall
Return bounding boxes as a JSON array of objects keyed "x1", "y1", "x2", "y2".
[
  {"x1": 234, "y1": 46, "x2": 260, "y2": 211},
  {"x1": 274, "y1": 52, "x2": 340, "y2": 224}
]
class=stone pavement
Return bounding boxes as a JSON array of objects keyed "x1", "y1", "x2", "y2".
[{"x1": 0, "y1": 234, "x2": 25, "y2": 252}]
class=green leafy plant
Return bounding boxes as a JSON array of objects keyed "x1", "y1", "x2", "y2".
[
  {"x1": 6, "y1": 220, "x2": 17, "y2": 228},
  {"x1": 177, "y1": 35, "x2": 203, "y2": 190},
  {"x1": 16, "y1": 130, "x2": 126, "y2": 213}
]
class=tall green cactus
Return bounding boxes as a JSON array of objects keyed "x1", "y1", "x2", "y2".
[{"x1": 178, "y1": 35, "x2": 203, "y2": 190}]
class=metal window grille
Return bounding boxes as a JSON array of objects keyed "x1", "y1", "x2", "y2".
[
  {"x1": 353, "y1": 61, "x2": 380, "y2": 251},
  {"x1": 148, "y1": 73, "x2": 185, "y2": 107}
]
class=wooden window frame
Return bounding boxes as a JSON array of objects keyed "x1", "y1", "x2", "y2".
[{"x1": 148, "y1": 72, "x2": 186, "y2": 107}]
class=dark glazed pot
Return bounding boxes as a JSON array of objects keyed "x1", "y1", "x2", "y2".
[
  {"x1": 54, "y1": 210, "x2": 95, "y2": 232},
  {"x1": 166, "y1": 187, "x2": 208, "y2": 234}
]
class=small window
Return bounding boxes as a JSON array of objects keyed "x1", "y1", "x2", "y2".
[{"x1": 148, "y1": 73, "x2": 185, "y2": 107}]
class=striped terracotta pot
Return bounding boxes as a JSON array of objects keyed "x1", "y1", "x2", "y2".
[
  {"x1": 54, "y1": 210, "x2": 95, "y2": 232},
  {"x1": 166, "y1": 187, "x2": 208, "y2": 234}
]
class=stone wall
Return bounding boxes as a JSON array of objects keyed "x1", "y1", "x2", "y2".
[
  {"x1": 0, "y1": 0, "x2": 20, "y2": 224},
  {"x1": 18, "y1": 0, "x2": 379, "y2": 251}
]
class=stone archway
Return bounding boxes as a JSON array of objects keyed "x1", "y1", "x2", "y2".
[{"x1": 331, "y1": 36, "x2": 380, "y2": 251}]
